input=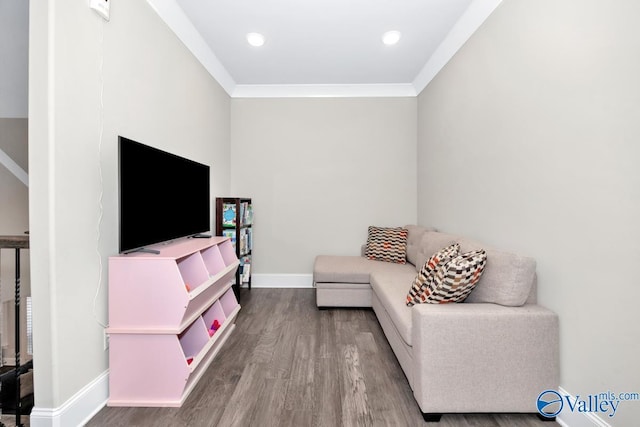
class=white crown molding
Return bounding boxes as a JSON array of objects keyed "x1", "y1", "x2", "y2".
[
  {"x1": 412, "y1": 0, "x2": 503, "y2": 95},
  {"x1": 145, "y1": 0, "x2": 236, "y2": 95},
  {"x1": 232, "y1": 84, "x2": 417, "y2": 98}
]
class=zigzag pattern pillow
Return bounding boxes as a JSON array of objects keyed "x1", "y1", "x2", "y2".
[
  {"x1": 407, "y1": 243, "x2": 459, "y2": 306},
  {"x1": 365, "y1": 226, "x2": 408, "y2": 264},
  {"x1": 422, "y1": 249, "x2": 488, "y2": 304}
]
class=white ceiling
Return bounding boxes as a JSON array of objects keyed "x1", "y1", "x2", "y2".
[{"x1": 147, "y1": 0, "x2": 503, "y2": 97}]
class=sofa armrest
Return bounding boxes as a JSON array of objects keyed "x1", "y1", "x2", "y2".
[{"x1": 411, "y1": 303, "x2": 559, "y2": 414}]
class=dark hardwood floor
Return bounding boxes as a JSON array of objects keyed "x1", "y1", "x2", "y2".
[{"x1": 88, "y1": 288, "x2": 558, "y2": 427}]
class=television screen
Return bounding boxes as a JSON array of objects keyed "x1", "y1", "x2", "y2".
[{"x1": 118, "y1": 136, "x2": 210, "y2": 253}]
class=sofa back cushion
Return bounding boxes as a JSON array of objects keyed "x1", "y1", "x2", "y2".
[
  {"x1": 417, "y1": 231, "x2": 536, "y2": 307},
  {"x1": 415, "y1": 231, "x2": 458, "y2": 271},
  {"x1": 403, "y1": 224, "x2": 437, "y2": 266},
  {"x1": 464, "y1": 247, "x2": 536, "y2": 307}
]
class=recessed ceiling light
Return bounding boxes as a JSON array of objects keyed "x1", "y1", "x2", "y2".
[
  {"x1": 246, "y1": 32, "x2": 265, "y2": 47},
  {"x1": 382, "y1": 30, "x2": 401, "y2": 46}
]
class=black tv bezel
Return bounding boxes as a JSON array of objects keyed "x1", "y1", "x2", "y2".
[{"x1": 118, "y1": 136, "x2": 211, "y2": 254}]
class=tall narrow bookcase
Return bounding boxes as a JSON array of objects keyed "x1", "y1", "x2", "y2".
[
  {"x1": 107, "y1": 236, "x2": 240, "y2": 407},
  {"x1": 216, "y1": 197, "x2": 252, "y2": 301}
]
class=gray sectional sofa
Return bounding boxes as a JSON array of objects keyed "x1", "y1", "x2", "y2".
[{"x1": 313, "y1": 225, "x2": 559, "y2": 421}]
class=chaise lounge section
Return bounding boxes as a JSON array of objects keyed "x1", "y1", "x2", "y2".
[{"x1": 314, "y1": 225, "x2": 559, "y2": 421}]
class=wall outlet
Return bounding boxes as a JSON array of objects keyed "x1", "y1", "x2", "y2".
[
  {"x1": 89, "y1": 0, "x2": 110, "y2": 21},
  {"x1": 103, "y1": 329, "x2": 110, "y2": 350}
]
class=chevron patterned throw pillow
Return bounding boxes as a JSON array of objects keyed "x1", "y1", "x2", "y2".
[
  {"x1": 406, "y1": 243, "x2": 460, "y2": 306},
  {"x1": 408, "y1": 248, "x2": 487, "y2": 305},
  {"x1": 364, "y1": 226, "x2": 408, "y2": 264}
]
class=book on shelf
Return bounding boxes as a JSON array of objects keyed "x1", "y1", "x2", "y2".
[
  {"x1": 239, "y1": 228, "x2": 248, "y2": 255},
  {"x1": 239, "y1": 255, "x2": 251, "y2": 283},
  {"x1": 222, "y1": 203, "x2": 236, "y2": 227},
  {"x1": 242, "y1": 263, "x2": 251, "y2": 283},
  {"x1": 222, "y1": 229, "x2": 236, "y2": 249},
  {"x1": 245, "y1": 204, "x2": 253, "y2": 226},
  {"x1": 246, "y1": 227, "x2": 253, "y2": 251},
  {"x1": 239, "y1": 201, "x2": 252, "y2": 227}
]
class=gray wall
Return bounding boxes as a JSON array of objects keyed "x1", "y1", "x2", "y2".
[
  {"x1": 417, "y1": 1, "x2": 639, "y2": 425},
  {"x1": 0, "y1": 118, "x2": 30, "y2": 363},
  {"x1": 0, "y1": 0, "x2": 29, "y2": 118},
  {"x1": 29, "y1": 0, "x2": 230, "y2": 410},
  {"x1": 230, "y1": 98, "x2": 417, "y2": 277},
  {"x1": 0, "y1": 120, "x2": 29, "y2": 238}
]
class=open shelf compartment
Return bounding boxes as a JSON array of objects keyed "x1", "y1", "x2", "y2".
[
  {"x1": 178, "y1": 317, "x2": 208, "y2": 361},
  {"x1": 219, "y1": 239, "x2": 237, "y2": 266},
  {"x1": 177, "y1": 252, "x2": 209, "y2": 292},
  {"x1": 201, "y1": 244, "x2": 226, "y2": 277},
  {"x1": 220, "y1": 288, "x2": 239, "y2": 316},
  {"x1": 202, "y1": 300, "x2": 226, "y2": 337}
]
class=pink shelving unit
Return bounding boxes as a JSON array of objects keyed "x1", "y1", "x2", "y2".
[{"x1": 107, "y1": 236, "x2": 240, "y2": 407}]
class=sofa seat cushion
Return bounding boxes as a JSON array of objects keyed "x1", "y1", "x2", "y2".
[
  {"x1": 370, "y1": 269, "x2": 417, "y2": 346},
  {"x1": 314, "y1": 255, "x2": 415, "y2": 284},
  {"x1": 314, "y1": 256, "x2": 374, "y2": 283}
]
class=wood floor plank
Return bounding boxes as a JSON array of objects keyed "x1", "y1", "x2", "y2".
[
  {"x1": 215, "y1": 362, "x2": 264, "y2": 427},
  {"x1": 355, "y1": 331, "x2": 378, "y2": 356},
  {"x1": 316, "y1": 308, "x2": 337, "y2": 359},
  {"x1": 341, "y1": 344, "x2": 374, "y2": 426},
  {"x1": 265, "y1": 320, "x2": 297, "y2": 379},
  {"x1": 279, "y1": 409, "x2": 313, "y2": 427},
  {"x1": 312, "y1": 355, "x2": 342, "y2": 427},
  {"x1": 246, "y1": 378, "x2": 288, "y2": 427},
  {"x1": 283, "y1": 336, "x2": 316, "y2": 411}
]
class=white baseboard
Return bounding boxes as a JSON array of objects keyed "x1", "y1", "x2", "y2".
[
  {"x1": 249, "y1": 274, "x2": 313, "y2": 288},
  {"x1": 556, "y1": 387, "x2": 611, "y2": 427},
  {"x1": 30, "y1": 370, "x2": 108, "y2": 427}
]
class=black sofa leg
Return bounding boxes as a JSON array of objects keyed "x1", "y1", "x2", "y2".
[
  {"x1": 422, "y1": 413, "x2": 442, "y2": 422},
  {"x1": 536, "y1": 413, "x2": 557, "y2": 422}
]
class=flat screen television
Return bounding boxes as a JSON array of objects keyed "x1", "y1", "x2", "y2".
[{"x1": 118, "y1": 136, "x2": 211, "y2": 253}]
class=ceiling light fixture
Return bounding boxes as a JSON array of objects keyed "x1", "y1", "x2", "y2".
[
  {"x1": 382, "y1": 30, "x2": 401, "y2": 46},
  {"x1": 246, "y1": 32, "x2": 265, "y2": 47}
]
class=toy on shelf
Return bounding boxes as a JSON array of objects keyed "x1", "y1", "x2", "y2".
[
  {"x1": 184, "y1": 283, "x2": 191, "y2": 292},
  {"x1": 186, "y1": 358, "x2": 193, "y2": 365},
  {"x1": 208, "y1": 319, "x2": 221, "y2": 337}
]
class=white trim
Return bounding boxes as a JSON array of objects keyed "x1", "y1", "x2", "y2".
[
  {"x1": 556, "y1": 387, "x2": 612, "y2": 427},
  {"x1": 231, "y1": 83, "x2": 417, "y2": 99},
  {"x1": 30, "y1": 370, "x2": 109, "y2": 427},
  {"x1": 250, "y1": 274, "x2": 313, "y2": 288},
  {"x1": 412, "y1": 0, "x2": 503, "y2": 95},
  {"x1": 0, "y1": 147, "x2": 29, "y2": 186},
  {"x1": 145, "y1": 0, "x2": 236, "y2": 95}
]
